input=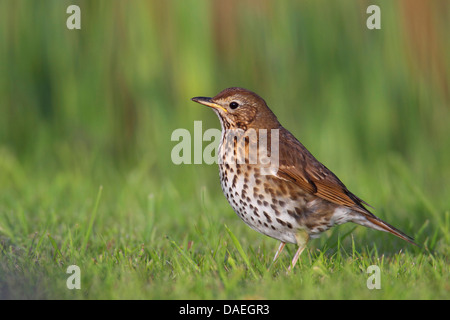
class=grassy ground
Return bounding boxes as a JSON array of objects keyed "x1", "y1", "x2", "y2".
[
  {"x1": 0, "y1": 149, "x2": 448, "y2": 299},
  {"x1": 0, "y1": 0, "x2": 449, "y2": 299}
]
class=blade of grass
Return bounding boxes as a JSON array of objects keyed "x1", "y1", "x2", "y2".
[
  {"x1": 170, "y1": 239, "x2": 200, "y2": 272},
  {"x1": 81, "y1": 185, "x2": 103, "y2": 255},
  {"x1": 47, "y1": 233, "x2": 63, "y2": 261},
  {"x1": 224, "y1": 224, "x2": 258, "y2": 280}
]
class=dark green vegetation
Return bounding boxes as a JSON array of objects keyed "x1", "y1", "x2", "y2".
[{"x1": 0, "y1": 0, "x2": 448, "y2": 299}]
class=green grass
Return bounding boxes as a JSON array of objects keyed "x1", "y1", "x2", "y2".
[
  {"x1": 0, "y1": 0, "x2": 449, "y2": 299},
  {"x1": 0, "y1": 151, "x2": 448, "y2": 299}
]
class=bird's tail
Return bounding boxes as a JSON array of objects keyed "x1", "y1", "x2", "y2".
[{"x1": 356, "y1": 214, "x2": 418, "y2": 246}]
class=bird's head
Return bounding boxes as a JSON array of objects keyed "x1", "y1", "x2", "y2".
[{"x1": 191, "y1": 87, "x2": 280, "y2": 131}]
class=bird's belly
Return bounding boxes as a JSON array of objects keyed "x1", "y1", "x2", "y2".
[
  {"x1": 219, "y1": 164, "x2": 308, "y2": 244},
  {"x1": 219, "y1": 163, "x2": 353, "y2": 244}
]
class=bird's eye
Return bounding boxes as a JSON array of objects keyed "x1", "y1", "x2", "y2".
[{"x1": 229, "y1": 102, "x2": 239, "y2": 109}]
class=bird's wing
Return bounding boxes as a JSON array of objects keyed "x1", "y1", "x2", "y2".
[
  {"x1": 275, "y1": 128, "x2": 372, "y2": 215},
  {"x1": 272, "y1": 128, "x2": 418, "y2": 246}
]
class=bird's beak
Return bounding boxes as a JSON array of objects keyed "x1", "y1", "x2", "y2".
[{"x1": 191, "y1": 96, "x2": 228, "y2": 113}]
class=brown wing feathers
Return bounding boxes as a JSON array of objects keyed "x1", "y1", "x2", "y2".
[
  {"x1": 276, "y1": 128, "x2": 417, "y2": 246},
  {"x1": 277, "y1": 128, "x2": 370, "y2": 214}
]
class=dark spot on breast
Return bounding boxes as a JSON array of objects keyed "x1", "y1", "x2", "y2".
[{"x1": 232, "y1": 175, "x2": 237, "y2": 188}]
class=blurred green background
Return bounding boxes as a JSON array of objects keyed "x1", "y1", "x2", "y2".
[
  {"x1": 0, "y1": 0, "x2": 449, "y2": 299},
  {"x1": 1, "y1": 0, "x2": 449, "y2": 210}
]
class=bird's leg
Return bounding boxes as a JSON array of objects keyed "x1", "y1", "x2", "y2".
[
  {"x1": 287, "y1": 244, "x2": 307, "y2": 272},
  {"x1": 272, "y1": 242, "x2": 286, "y2": 262},
  {"x1": 287, "y1": 231, "x2": 310, "y2": 272}
]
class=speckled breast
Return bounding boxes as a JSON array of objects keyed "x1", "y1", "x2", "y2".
[{"x1": 216, "y1": 129, "x2": 351, "y2": 244}]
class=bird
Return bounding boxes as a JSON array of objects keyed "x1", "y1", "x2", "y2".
[{"x1": 191, "y1": 87, "x2": 416, "y2": 271}]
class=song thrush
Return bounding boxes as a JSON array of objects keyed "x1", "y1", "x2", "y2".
[{"x1": 192, "y1": 87, "x2": 416, "y2": 270}]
